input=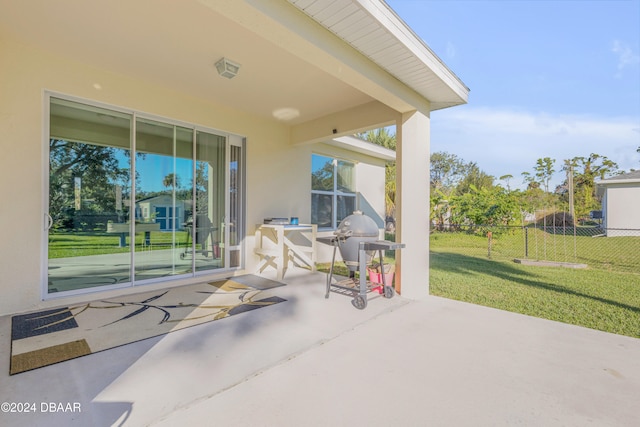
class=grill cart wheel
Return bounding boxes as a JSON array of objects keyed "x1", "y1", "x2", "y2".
[
  {"x1": 352, "y1": 295, "x2": 367, "y2": 310},
  {"x1": 384, "y1": 286, "x2": 395, "y2": 299}
]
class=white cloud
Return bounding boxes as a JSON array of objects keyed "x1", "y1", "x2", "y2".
[
  {"x1": 612, "y1": 40, "x2": 640, "y2": 78},
  {"x1": 431, "y1": 107, "x2": 640, "y2": 189}
]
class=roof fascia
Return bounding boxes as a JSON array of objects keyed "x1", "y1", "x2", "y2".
[
  {"x1": 596, "y1": 172, "x2": 640, "y2": 186},
  {"x1": 357, "y1": 0, "x2": 469, "y2": 102},
  {"x1": 596, "y1": 179, "x2": 640, "y2": 186},
  {"x1": 328, "y1": 135, "x2": 396, "y2": 161}
]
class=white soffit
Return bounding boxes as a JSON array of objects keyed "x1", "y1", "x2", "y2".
[
  {"x1": 287, "y1": 0, "x2": 469, "y2": 111},
  {"x1": 328, "y1": 135, "x2": 396, "y2": 161}
]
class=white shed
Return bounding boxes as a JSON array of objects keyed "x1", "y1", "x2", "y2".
[{"x1": 596, "y1": 170, "x2": 640, "y2": 237}]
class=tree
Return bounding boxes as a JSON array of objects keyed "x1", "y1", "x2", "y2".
[
  {"x1": 455, "y1": 162, "x2": 494, "y2": 194},
  {"x1": 430, "y1": 188, "x2": 454, "y2": 230},
  {"x1": 521, "y1": 171, "x2": 540, "y2": 190},
  {"x1": 311, "y1": 158, "x2": 334, "y2": 191},
  {"x1": 520, "y1": 158, "x2": 559, "y2": 217},
  {"x1": 429, "y1": 152, "x2": 495, "y2": 228},
  {"x1": 517, "y1": 186, "x2": 548, "y2": 216},
  {"x1": 430, "y1": 151, "x2": 467, "y2": 194},
  {"x1": 194, "y1": 162, "x2": 210, "y2": 214},
  {"x1": 162, "y1": 173, "x2": 181, "y2": 191},
  {"x1": 357, "y1": 128, "x2": 397, "y2": 217},
  {"x1": 448, "y1": 185, "x2": 519, "y2": 230},
  {"x1": 49, "y1": 139, "x2": 130, "y2": 228},
  {"x1": 499, "y1": 174, "x2": 514, "y2": 192},
  {"x1": 524, "y1": 157, "x2": 555, "y2": 193},
  {"x1": 561, "y1": 153, "x2": 619, "y2": 217},
  {"x1": 357, "y1": 128, "x2": 395, "y2": 150}
]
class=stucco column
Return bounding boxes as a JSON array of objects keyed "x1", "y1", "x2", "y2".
[{"x1": 395, "y1": 110, "x2": 430, "y2": 299}]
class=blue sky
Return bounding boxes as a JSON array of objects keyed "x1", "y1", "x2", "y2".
[{"x1": 387, "y1": 0, "x2": 640, "y2": 189}]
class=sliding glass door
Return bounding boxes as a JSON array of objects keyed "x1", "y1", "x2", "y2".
[
  {"x1": 133, "y1": 118, "x2": 194, "y2": 281},
  {"x1": 46, "y1": 95, "x2": 243, "y2": 296},
  {"x1": 227, "y1": 140, "x2": 244, "y2": 268},
  {"x1": 48, "y1": 98, "x2": 133, "y2": 292}
]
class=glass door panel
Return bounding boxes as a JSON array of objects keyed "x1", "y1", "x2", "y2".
[
  {"x1": 227, "y1": 143, "x2": 244, "y2": 268},
  {"x1": 194, "y1": 131, "x2": 225, "y2": 272},
  {"x1": 134, "y1": 118, "x2": 193, "y2": 281},
  {"x1": 48, "y1": 98, "x2": 133, "y2": 293}
]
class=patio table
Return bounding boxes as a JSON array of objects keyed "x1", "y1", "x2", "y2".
[{"x1": 254, "y1": 223, "x2": 317, "y2": 280}]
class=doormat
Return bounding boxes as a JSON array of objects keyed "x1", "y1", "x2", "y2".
[{"x1": 10, "y1": 279, "x2": 286, "y2": 375}]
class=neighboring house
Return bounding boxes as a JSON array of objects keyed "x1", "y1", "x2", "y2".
[
  {"x1": 136, "y1": 195, "x2": 188, "y2": 231},
  {"x1": 596, "y1": 170, "x2": 640, "y2": 237},
  {"x1": 0, "y1": 0, "x2": 468, "y2": 315}
]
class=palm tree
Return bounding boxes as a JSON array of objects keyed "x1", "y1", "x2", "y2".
[
  {"x1": 499, "y1": 174, "x2": 513, "y2": 192},
  {"x1": 357, "y1": 128, "x2": 396, "y2": 218},
  {"x1": 162, "y1": 173, "x2": 181, "y2": 190}
]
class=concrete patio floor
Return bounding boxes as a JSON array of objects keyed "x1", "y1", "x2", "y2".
[{"x1": 1, "y1": 267, "x2": 639, "y2": 426}]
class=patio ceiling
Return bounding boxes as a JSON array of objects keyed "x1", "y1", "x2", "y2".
[{"x1": 0, "y1": 0, "x2": 467, "y2": 131}]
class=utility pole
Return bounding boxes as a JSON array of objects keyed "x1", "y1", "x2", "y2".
[{"x1": 568, "y1": 164, "x2": 575, "y2": 220}]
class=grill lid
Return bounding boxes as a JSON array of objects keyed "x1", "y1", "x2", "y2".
[{"x1": 335, "y1": 211, "x2": 378, "y2": 238}]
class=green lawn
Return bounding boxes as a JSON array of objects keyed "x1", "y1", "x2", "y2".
[
  {"x1": 430, "y1": 232, "x2": 640, "y2": 339},
  {"x1": 48, "y1": 231, "x2": 190, "y2": 258}
]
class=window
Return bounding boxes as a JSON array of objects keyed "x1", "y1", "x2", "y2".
[{"x1": 311, "y1": 154, "x2": 356, "y2": 229}]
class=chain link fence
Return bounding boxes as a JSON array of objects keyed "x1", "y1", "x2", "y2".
[{"x1": 430, "y1": 224, "x2": 640, "y2": 274}]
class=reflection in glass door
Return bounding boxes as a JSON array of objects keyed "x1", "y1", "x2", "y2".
[
  {"x1": 47, "y1": 95, "x2": 244, "y2": 296},
  {"x1": 48, "y1": 98, "x2": 133, "y2": 293},
  {"x1": 194, "y1": 131, "x2": 226, "y2": 273},
  {"x1": 134, "y1": 118, "x2": 193, "y2": 281}
]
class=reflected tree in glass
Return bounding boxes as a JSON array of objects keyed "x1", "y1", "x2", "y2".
[
  {"x1": 49, "y1": 139, "x2": 130, "y2": 230},
  {"x1": 312, "y1": 156, "x2": 334, "y2": 191}
]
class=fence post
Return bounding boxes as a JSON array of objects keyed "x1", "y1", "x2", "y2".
[
  {"x1": 525, "y1": 227, "x2": 528, "y2": 258},
  {"x1": 487, "y1": 231, "x2": 492, "y2": 258}
]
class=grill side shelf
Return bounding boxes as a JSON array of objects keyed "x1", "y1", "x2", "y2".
[
  {"x1": 316, "y1": 237, "x2": 405, "y2": 250},
  {"x1": 361, "y1": 240, "x2": 406, "y2": 251},
  {"x1": 316, "y1": 236, "x2": 343, "y2": 246}
]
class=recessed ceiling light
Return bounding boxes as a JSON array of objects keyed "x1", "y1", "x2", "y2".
[{"x1": 272, "y1": 108, "x2": 300, "y2": 121}]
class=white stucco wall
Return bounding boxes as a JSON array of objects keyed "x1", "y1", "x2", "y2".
[
  {"x1": 0, "y1": 37, "x2": 309, "y2": 315},
  {"x1": 356, "y1": 162, "x2": 387, "y2": 226},
  {"x1": 0, "y1": 37, "x2": 390, "y2": 315}
]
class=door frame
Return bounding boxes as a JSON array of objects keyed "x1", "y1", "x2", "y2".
[{"x1": 42, "y1": 91, "x2": 245, "y2": 300}]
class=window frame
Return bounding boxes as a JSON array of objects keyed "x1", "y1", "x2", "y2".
[{"x1": 311, "y1": 154, "x2": 357, "y2": 230}]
